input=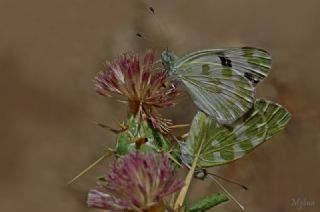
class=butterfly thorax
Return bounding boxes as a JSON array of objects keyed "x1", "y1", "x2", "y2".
[{"x1": 161, "y1": 50, "x2": 178, "y2": 78}]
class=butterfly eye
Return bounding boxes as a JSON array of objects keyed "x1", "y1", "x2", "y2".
[{"x1": 194, "y1": 169, "x2": 207, "y2": 180}]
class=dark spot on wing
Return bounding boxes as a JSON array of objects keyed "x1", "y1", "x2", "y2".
[
  {"x1": 219, "y1": 56, "x2": 232, "y2": 67},
  {"x1": 244, "y1": 72, "x2": 260, "y2": 84}
]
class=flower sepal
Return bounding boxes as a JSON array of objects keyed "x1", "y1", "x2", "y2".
[{"x1": 116, "y1": 115, "x2": 172, "y2": 156}]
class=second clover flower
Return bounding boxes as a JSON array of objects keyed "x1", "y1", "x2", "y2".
[{"x1": 88, "y1": 152, "x2": 184, "y2": 211}]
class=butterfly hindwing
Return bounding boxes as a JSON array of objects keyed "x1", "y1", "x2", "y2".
[
  {"x1": 256, "y1": 99, "x2": 291, "y2": 139},
  {"x1": 180, "y1": 100, "x2": 291, "y2": 169},
  {"x1": 181, "y1": 109, "x2": 267, "y2": 168}
]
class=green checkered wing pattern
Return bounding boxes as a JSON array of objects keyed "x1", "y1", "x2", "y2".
[
  {"x1": 180, "y1": 109, "x2": 267, "y2": 168},
  {"x1": 180, "y1": 100, "x2": 291, "y2": 169},
  {"x1": 256, "y1": 99, "x2": 291, "y2": 139},
  {"x1": 172, "y1": 47, "x2": 271, "y2": 124}
]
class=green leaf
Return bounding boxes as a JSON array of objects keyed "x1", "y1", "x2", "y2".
[{"x1": 116, "y1": 132, "x2": 130, "y2": 155}]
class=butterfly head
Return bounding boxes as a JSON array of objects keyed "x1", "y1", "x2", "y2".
[
  {"x1": 194, "y1": 169, "x2": 207, "y2": 180},
  {"x1": 161, "y1": 50, "x2": 177, "y2": 73}
]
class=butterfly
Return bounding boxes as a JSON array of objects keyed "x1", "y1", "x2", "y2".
[
  {"x1": 161, "y1": 47, "x2": 271, "y2": 125},
  {"x1": 179, "y1": 99, "x2": 291, "y2": 175}
]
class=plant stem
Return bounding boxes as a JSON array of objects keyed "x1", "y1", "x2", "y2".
[
  {"x1": 174, "y1": 142, "x2": 203, "y2": 210},
  {"x1": 186, "y1": 192, "x2": 229, "y2": 212}
]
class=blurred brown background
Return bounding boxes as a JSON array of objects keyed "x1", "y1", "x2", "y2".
[{"x1": 1, "y1": 0, "x2": 319, "y2": 211}]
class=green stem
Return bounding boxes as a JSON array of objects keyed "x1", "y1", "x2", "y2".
[{"x1": 186, "y1": 192, "x2": 229, "y2": 212}]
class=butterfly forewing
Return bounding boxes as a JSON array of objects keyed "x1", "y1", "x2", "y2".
[
  {"x1": 223, "y1": 47, "x2": 271, "y2": 83},
  {"x1": 171, "y1": 47, "x2": 271, "y2": 124},
  {"x1": 179, "y1": 66, "x2": 255, "y2": 124},
  {"x1": 256, "y1": 99, "x2": 291, "y2": 139},
  {"x1": 175, "y1": 47, "x2": 271, "y2": 84}
]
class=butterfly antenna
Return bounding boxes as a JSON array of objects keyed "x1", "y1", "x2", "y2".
[
  {"x1": 206, "y1": 172, "x2": 248, "y2": 190},
  {"x1": 135, "y1": 32, "x2": 162, "y2": 48},
  {"x1": 86, "y1": 119, "x2": 123, "y2": 134},
  {"x1": 138, "y1": 0, "x2": 169, "y2": 49},
  {"x1": 207, "y1": 175, "x2": 245, "y2": 210}
]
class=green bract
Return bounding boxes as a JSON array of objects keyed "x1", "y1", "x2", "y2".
[{"x1": 116, "y1": 115, "x2": 172, "y2": 155}]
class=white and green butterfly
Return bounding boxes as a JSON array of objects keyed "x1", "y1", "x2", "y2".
[
  {"x1": 161, "y1": 47, "x2": 271, "y2": 125},
  {"x1": 179, "y1": 99, "x2": 291, "y2": 173}
]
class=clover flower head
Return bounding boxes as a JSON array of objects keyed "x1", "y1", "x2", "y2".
[
  {"x1": 87, "y1": 152, "x2": 184, "y2": 211},
  {"x1": 94, "y1": 50, "x2": 179, "y2": 132}
]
